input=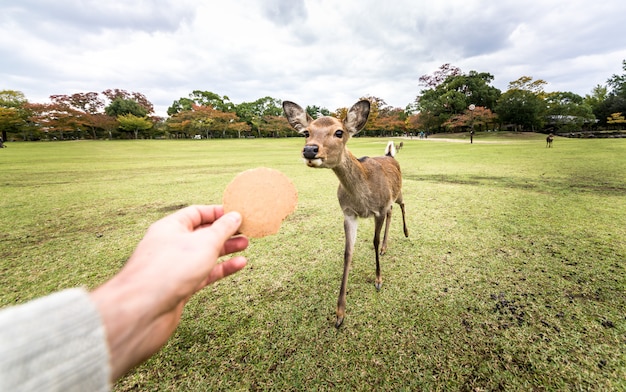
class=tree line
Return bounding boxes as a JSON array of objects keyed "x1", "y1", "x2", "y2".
[{"x1": 1, "y1": 61, "x2": 625, "y2": 141}]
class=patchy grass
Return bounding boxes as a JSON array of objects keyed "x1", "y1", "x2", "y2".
[{"x1": 0, "y1": 136, "x2": 624, "y2": 391}]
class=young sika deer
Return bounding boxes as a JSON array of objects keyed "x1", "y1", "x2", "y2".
[{"x1": 283, "y1": 100, "x2": 409, "y2": 327}]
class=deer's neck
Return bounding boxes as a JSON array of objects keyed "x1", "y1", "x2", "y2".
[{"x1": 332, "y1": 151, "x2": 369, "y2": 195}]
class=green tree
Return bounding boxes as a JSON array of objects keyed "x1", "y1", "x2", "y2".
[
  {"x1": 235, "y1": 97, "x2": 283, "y2": 136},
  {"x1": 607, "y1": 60, "x2": 626, "y2": 98},
  {"x1": 0, "y1": 90, "x2": 29, "y2": 140},
  {"x1": 415, "y1": 69, "x2": 501, "y2": 132},
  {"x1": 102, "y1": 89, "x2": 154, "y2": 115},
  {"x1": 544, "y1": 91, "x2": 595, "y2": 131},
  {"x1": 495, "y1": 89, "x2": 545, "y2": 131},
  {"x1": 106, "y1": 98, "x2": 148, "y2": 118},
  {"x1": 592, "y1": 60, "x2": 626, "y2": 127},
  {"x1": 117, "y1": 114, "x2": 153, "y2": 139}
]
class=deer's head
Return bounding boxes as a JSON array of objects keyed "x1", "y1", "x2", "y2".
[{"x1": 283, "y1": 100, "x2": 370, "y2": 169}]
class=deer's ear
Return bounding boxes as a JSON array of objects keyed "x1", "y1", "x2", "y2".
[
  {"x1": 345, "y1": 100, "x2": 370, "y2": 134},
  {"x1": 283, "y1": 101, "x2": 312, "y2": 132}
]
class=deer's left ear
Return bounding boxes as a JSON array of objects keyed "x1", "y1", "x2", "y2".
[
  {"x1": 345, "y1": 100, "x2": 370, "y2": 134},
  {"x1": 283, "y1": 101, "x2": 313, "y2": 133}
]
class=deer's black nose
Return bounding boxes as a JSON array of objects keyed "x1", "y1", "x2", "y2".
[{"x1": 303, "y1": 145, "x2": 319, "y2": 159}]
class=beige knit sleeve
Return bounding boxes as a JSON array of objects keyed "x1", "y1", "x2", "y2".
[{"x1": 0, "y1": 288, "x2": 110, "y2": 391}]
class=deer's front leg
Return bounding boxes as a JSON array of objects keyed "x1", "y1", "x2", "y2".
[{"x1": 336, "y1": 214, "x2": 357, "y2": 328}]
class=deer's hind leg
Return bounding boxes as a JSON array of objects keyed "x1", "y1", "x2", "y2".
[
  {"x1": 380, "y1": 207, "x2": 392, "y2": 256},
  {"x1": 373, "y1": 213, "x2": 386, "y2": 290},
  {"x1": 396, "y1": 192, "x2": 409, "y2": 237}
]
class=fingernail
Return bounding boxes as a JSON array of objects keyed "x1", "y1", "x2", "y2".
[{"x1": 225, "y1": 211, "x2": 242, "y2": 225}]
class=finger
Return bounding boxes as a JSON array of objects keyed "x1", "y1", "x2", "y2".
[
  {"x1": 221, "y1": 235, "x2": 249, "y2": 256},
  {"x1": 201, "y1": 211, "x2": 243, "y2": 247},
  {"x1": 167, "y1": 205, "x2": 224, "y2": 230},
  {"x1": 200, "y1": 256, "x2": 247, "y2": 288}
]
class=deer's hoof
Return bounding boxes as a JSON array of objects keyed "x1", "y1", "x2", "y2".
[
  {"x1": 375, "y1": 281, "x2": 382, "y2": 291},
  {"x1": 335, "y1": 317, "x2": 344, "y2": 328}
]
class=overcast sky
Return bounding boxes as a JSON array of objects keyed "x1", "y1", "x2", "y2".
[{"x1": 2, "y1": 0, "x2": 625, "y2": 117}]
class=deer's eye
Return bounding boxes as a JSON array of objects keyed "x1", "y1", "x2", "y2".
[
  {"x1": 334, "y1": 130, "x2": 344, "y2": 138},
  {"x1": 303, "y1": 131, "x2": 310, "y2": 138}
]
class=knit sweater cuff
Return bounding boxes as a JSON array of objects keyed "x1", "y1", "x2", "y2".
[{"x1": 0, "y1": 288, "x2": 110, "y2": 391}]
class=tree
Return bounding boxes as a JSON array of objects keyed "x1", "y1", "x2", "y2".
[
  {"x1": 189, "y1": 91, "x2": 235, "y2": 112},
  {"x1": 495, "y1": 89, "x2": 545, "y2": 131},
  {"x1": 117, "y1": 114, "x2": 153, "y2": 139},
  {"x1": 415, "y1": 69, "x2": 501, "y2": 132},
  {"x1": 102, "y1": 89, "x2": 154, "y2": 115},
  {"x1": 166, "y1": 104, "x2": 247, "y2": 139},
  {"x1": 306, "y1": 105, "x2": 330, "y2": 119},
  {"x1": 105, "y1": 97, "x2": 148, "y2": 118},
  {"x1": 443, "y1": 106, "x2": 497, "y2": 132},
  {"x1": 0, "y1": 90, "x2": 29, "y2": 140},
  {"x1": 607, "y1": 60, "x2": 626, "y2": 99},
  {"x1": 544, "y1": 91, "x2": 595, "y2": 132},
  {"x1": 592, "y1": 60, "x2": 626, "y2": 127},
  {"x1": 494, "y1": 76, "x2": 549, "y2": 131},
  {"x1": 507, "y1": 76, "x2": 548, "y2": 96},
  {"x1": 235, "y1": 97, "x2": 283, "y2": 136},
  {"x1": 418, "y1": 63, "x2": 462, "y2": 89},
  {"x1": 27, "y1": 102, "x2": 85, "y2": 140},
  {"x1": 607, "y1": 112, "x2": 626, "y2": 129},
  {"x1": 50, "y1": 93, "x2": 107, "y2": 139}
]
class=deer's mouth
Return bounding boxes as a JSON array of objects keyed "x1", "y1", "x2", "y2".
[{"x1": 304, "y1": 157, "x2": 323, "y2": 167}]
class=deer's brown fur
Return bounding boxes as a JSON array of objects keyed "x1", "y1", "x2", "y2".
[{"x1": 283, "y1": 100, "x2": 408, "y2": 327}]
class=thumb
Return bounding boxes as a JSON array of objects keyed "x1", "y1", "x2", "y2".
[{"x1": 205, "y1": 211, "x2": 243, "y2": 242}]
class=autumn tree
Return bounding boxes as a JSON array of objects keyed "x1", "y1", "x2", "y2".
[
  {"x1": 50, "y1": 93, "x2": 108, "y2": 139},
  {"x1": 442, "y1": 106, "x2": 497, "y2": 132},
  {"x1": 167, "y1": 104, "x2": 248, "y2": 139},
  {"x1": 27, "y1": 102, "x2": 85, "y2": 140},
  {"x1": 607, "y1": 112, "x2": 626, "y2": 129}
]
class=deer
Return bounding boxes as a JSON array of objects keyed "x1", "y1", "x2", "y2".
[
  {"x1": 546, "y1": 134, "x2": 554, "y2": 148},
  {"x1": 283, "y1": 100, "x2": 409, "y2": 327}
]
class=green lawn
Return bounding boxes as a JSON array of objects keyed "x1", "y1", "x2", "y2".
[{"x1": 1, "y1": 134, "x2": 625, "y2": 391}]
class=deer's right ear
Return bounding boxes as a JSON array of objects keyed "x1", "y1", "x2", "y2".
[
  {"x1": 283, "y1": 101, "x2": 312, "y2": 133},
  {"x1": 345, "y1": 100, "x2": 370, "y2": 134}
]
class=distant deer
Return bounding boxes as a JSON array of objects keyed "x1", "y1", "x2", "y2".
[
  {"x1": 546, "y1": 134, "x2": 554, "y2": 148},
  {"x1": 283, "y1": 100, "x2": 409, "y2": 327}
]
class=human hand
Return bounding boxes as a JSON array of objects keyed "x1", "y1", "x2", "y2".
[{"x1": 90, "y1": 205, "x2": 248, "y2": 381}]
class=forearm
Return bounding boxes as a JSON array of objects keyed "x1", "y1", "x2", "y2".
[{"x1": 90, "y1": 274, "x2": 174, "y2": 382}]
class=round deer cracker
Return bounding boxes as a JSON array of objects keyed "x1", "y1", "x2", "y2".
[{"x1": 223, "y1": 167, "x2": 297, "y2": 238}]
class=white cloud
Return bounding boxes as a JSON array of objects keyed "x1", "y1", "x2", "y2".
[{"x1": 1, "y1": 0, "x2": 625, "y2": 117}]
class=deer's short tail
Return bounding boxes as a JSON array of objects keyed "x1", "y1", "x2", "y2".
[{"x1": 385, "y1": 141, "x2": 397, "y2": 157}]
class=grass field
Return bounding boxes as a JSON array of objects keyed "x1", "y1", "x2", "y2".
[{"x1": 1, "y1": 133, "x2": 625, "y2": 391}]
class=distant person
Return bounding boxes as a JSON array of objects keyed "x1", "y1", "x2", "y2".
[{"x1": 0, "y1": 205, "x2": 249, "y2": 391}]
